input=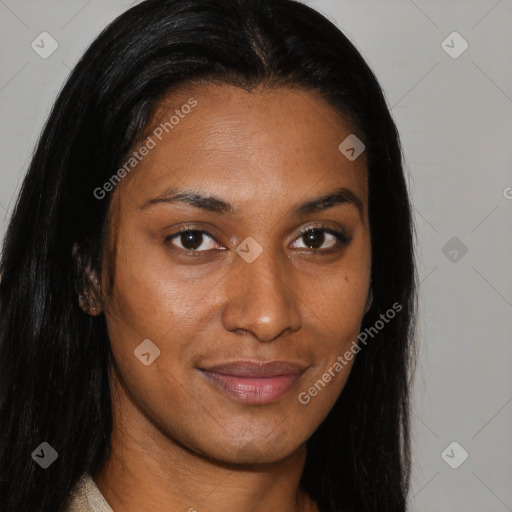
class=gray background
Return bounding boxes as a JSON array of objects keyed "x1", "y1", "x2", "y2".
[{"x1": 1, "y1": 1, "x2": 511, "y2": 510}]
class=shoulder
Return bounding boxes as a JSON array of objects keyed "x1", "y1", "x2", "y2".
[{"x1": 65, "y1": 472, "x2": 114, "y2": 512}]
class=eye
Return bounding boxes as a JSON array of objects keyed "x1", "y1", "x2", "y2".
[
  {"x1": 165, "y1": 225, "x2": 351, "y2": 257},
  {"x1": 166, "y1": 228, "x2": 222, "y2": 253},
  {"x1": 291, "y1": 226, "x2": 350, "y2": 252}
]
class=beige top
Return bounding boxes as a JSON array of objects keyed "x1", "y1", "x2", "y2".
[{"x1": 65, "y1": 473, "x2": 114, "y2": 512}]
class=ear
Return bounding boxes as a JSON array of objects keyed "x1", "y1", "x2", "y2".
[
  {"x1": 364, "y1": 287, "x2": 373, "y2": 314},
  {"x1": 72, "y1": 242, "x2": 103, "y2": 316}
]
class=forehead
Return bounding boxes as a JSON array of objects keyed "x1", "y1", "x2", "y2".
[{"x1": 115, "y1": 83, "x2": 368, "y2": 214}]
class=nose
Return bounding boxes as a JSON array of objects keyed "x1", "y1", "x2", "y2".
[{"x1": 221, "y1": 250, "x2": 302, "y2": 342}]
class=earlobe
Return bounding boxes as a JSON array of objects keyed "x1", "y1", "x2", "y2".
[
  {"x1": 72, "y1": 242, "x2": 103, "y2": 316},
  {"x1": 78, "y1": 290, "x2": 102, "y2": 316}
]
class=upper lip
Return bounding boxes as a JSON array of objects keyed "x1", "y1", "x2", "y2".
[{"x1": 199, "y1": 360, "x2": 308, "y2": 377}]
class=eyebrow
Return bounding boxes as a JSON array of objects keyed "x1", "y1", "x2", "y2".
[{"x1": 140, "y1": 186, "x2": 364, "y2": 219}]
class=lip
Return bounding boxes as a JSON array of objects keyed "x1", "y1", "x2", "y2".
[{"x1": 198, "y1": 360, "x2": 308, "y2": 404}]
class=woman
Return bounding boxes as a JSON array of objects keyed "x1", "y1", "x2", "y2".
[{"x1": 0, "y1": 0, "x2": 418, "y2": 511}]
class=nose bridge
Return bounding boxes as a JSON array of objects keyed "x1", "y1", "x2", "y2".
[{"x1": 221, "y1": 246, "x2": 301, "y2": 342}]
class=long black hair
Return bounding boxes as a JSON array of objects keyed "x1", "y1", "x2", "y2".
[{"x1": 0, "y1": 1, "x2": 418, "y2": 510}]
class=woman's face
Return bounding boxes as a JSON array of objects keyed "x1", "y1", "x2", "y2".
[{"x1": 101, "y1": 83, "x2": 371, "y2": 464}]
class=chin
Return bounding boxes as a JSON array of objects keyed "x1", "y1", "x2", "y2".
[{"x1": 194, "y1": 430, "x2": 305, "y2": 467}]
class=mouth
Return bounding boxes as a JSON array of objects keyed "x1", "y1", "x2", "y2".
[{"x1": 197, "y1": 360, "x2": 308, "y2": 405}]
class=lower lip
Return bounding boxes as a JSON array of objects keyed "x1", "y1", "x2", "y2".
[{"x1": 199, "y1": 370, "x2": 301, "y2": 404}]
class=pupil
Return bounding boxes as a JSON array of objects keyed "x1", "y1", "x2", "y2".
[
  {"x1": 304, "y1": 229, "x2": 324, "y2": 249},
  {"x1": 182, "y1": 231, "x2": 202, "y2": 250}
]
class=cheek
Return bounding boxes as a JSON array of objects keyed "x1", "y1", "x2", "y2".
[
  {"x1": 103, "y1": 234, "x2": 219, "y2": 397},
  {"x1": 296, "y1": 289, "x2": 362, "y2": 419},
  {"x1": 108, "y1": 342, "x2": 205, "y2": 452},
  {"x1": 295, "y1": 267, "x2": 369, "y2": 409},
  {"x1": 103, "y1": 256, "x2": 202, "y2": 434},
  {"x1": 106, "y1": 231, "x2": 202, "y2": 341},
  {"x1": 299, "y1": 231, "x2": 370, "y2": 323},
  {"x1": 304, "y1": 266, "x2": 369, "y2": 337}
]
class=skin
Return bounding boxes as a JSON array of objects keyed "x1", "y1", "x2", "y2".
[{"x1": 90, "y1": 83, "x2": 372, "y2": 512}]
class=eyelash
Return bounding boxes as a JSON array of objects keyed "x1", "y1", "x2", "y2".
[{"x1": 164, "y1": 225, "x2": 351, "y2": 257}]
